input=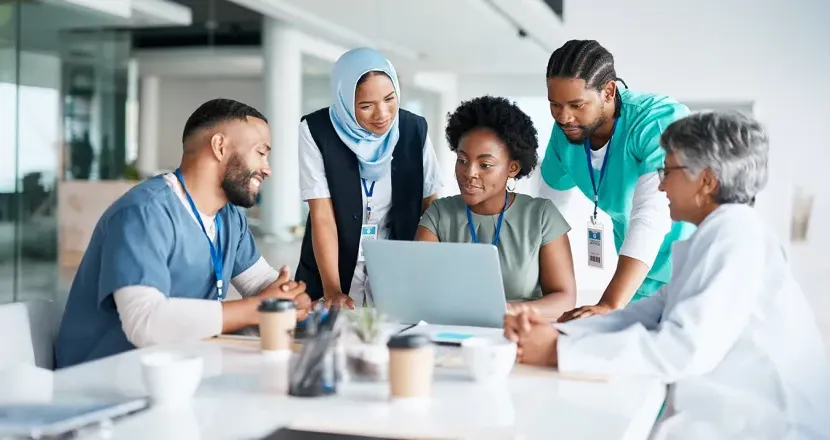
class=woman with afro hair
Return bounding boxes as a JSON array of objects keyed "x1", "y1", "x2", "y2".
[{"x1": 416, "y1": 96, "x2": 576, "y2": 320}]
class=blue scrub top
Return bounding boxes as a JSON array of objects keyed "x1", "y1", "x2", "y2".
[
  {"x1": 540, "y1": 88, "x2": 696, "y2": 299},
  {"x1": 55, "y1": 176, "x2": 261, "y2": 368}
]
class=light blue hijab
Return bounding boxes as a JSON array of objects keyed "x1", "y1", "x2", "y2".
[{"x1": 329, "y1": 47, "x2": 401, "y2": 181}]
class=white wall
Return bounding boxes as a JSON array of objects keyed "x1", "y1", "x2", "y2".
[
  {"x1": 153, "y1": 78, "x2": 266, "y2": 171},
  {"x1": 149, "y1": 74, "x2": 440, "y2": 172},
  {"x1": 151, "y1": 75, "x2": 330, "y2": 171}
]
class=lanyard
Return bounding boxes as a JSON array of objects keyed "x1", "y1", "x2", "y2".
[
  {"x1": 466, "y1": 192, "x2": 509, "y2": 246},
  {"x1": 362, "y1": 178, "x2": 376, "y2": 222},
  {"x1": 174, "y1": 168, "x2": 224, "y2": 299},
  {"x1": 584, "y1": 118, "x2": 618, "y2": 223}
]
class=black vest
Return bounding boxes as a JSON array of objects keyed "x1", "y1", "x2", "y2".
[{"x1": 295, "y1": 108, "x2": 427, "y2": 301}]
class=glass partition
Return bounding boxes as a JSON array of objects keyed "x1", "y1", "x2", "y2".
[
  {"x1": 0, "y1": 0, "x2": 132, "y2": 305},
  {"x1": 0, "y1": 0, "x2": 19, "y2": 304}
]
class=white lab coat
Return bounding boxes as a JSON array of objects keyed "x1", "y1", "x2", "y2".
[{"x1": 556, "y1": 204, "x2": 830, "y2": 440}]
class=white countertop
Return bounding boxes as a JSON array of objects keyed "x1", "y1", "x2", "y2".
[{"x1": 49, "y1": 338, "x2": 665, "y2": 440}]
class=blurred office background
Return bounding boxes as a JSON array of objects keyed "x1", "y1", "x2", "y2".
[{"x1": 1, "y1": 0, "x2": 828, "y2": 346}]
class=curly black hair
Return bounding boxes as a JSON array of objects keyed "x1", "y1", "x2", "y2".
[{"x1": 445, "y1": 95, "x2": 539, "y2": 179}]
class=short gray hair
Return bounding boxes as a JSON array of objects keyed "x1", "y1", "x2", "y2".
[{"x1": 660, "y1": 111, "x2": 769, "y2": 205}]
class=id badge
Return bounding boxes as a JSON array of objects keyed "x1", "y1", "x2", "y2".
[
  {"x1": 587, "y1": 220, "x2": 604, "y2": 268},
  {"x1": 357, "y1": 224, "x2": 378, "y2": 262}
]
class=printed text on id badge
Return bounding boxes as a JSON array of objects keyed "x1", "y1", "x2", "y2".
[
  {"x1": 587, "y1": 220, "x2": 604, "y2": 269},
  {"x1": 358, "y1": 224, "x2": 378, "y2": 262}
]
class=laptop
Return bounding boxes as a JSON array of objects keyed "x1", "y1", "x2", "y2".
[
  {"x1": 363, "y1": 240, "x2": 507, "y2": 328},
  {"x1": 0, "y1": 398, "x2": 149, "y2": 438}
]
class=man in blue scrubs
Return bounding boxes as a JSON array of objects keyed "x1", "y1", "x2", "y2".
[{"x1": 55, "y1": 99, "x2": 311, "y2": 368}]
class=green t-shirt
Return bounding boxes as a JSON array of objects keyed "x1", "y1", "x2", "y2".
[
  {"x1": 540, "y1": 88, "x2": 696, "y2": 297},
  {"x1": 419, "y1": 194, "x2": 571, "y2": 302}
]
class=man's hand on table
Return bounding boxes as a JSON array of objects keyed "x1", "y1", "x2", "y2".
[
  {"x1": 504, "y1": 305, "x2": 559, "y2": 368},
  {"x1": 557, "y1": 302, "x2": 615, "y2": 323}
]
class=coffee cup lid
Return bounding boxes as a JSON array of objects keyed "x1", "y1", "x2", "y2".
[
  {"x1": 387, "y1": 334, "x2": 431, "y2": 349},
  {"x1": 258, "y1": 298, "x2": 295, "y2": 312}
]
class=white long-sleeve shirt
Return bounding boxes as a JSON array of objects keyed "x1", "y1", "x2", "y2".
[
  {"x1": 539, "y1": 143, "x2": 672, "y2": 268},
  {"x1": 112, "y1": 173, "x2": 279, "y2": 348},
  {"x1": 556, "y1": 204, "x2": 830, "y2": 440}
]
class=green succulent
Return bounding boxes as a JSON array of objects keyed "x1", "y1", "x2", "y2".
[{"x1": 347, "y1": 308, "x2": 387, "y2": 344}]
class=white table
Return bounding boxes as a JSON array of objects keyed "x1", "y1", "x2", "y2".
[{"x1": 52, "y1": 339, "x2": 665, "y2": 440}]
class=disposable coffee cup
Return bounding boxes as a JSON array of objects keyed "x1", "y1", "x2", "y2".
[
  {"x1": 258, "y1": 298, "x2": 296, "y2": 354},
  {"x1": 387, "y1": 334, "x2": 434, "y2": 399}
]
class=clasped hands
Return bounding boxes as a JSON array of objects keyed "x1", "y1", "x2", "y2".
[
  {"x1": 503, "y1": 304, "x2": 559, "y2": 368},
  {"x1": 257, "y1": 266, "x2": 313, "y2": 321}
]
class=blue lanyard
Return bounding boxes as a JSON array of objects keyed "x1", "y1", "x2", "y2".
[
  {"x1": 584, "y1": 119, "x2": 618, "y2": 222},
  {"x1": 174, "y1": 169, "x2": 224, "y2": 299},
  {"x1": 466, "y1": 192, "x2": 509, "y2": 246},
  {"x1": 361, "y1": 178, "x2": 376, "y2": 222}
]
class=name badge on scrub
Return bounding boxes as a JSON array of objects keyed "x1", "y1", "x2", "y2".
[
  {"x1": 358, "y1": 224, "x2": 378, "y2": 262},
  {"x1": 587, "y1": 219, "x2": 604, "y2": 268}
]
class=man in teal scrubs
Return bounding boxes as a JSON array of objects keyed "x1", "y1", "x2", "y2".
[{"x1": 539, "y1": 40, "x2": 695, "y2": 322}]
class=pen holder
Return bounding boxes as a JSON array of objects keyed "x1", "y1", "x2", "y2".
[{"x1": 288, "y1": 305, "x2": 342, "y2": 397}]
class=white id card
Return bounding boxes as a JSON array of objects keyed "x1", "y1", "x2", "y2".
[
  {"x1": 357, "y1": 224, "x2": 378, "y2": 262},
  {"x1": 587, "y1": 220, "x2": 604, "y2": 268}
]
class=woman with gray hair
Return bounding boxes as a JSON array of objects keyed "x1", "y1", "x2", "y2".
[{"x1": 504, "y1": 111, "x2": 829, "y2": 440}]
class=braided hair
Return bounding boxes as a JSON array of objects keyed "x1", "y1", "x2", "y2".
[{"x1": 546, "y1": 40, "x2": 626, "y2": 116}]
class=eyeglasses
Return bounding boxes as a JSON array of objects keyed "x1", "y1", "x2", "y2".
[{"x1": 657, "y1": 166, "x2": 688, "y2": 182}]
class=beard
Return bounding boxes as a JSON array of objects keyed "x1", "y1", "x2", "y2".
[
  {"x1": 560, "y1": 103, "x2": 608, "y2": 146},
  {"x1": 221, "y1": 153, "x2": 263, "y2": 208}
]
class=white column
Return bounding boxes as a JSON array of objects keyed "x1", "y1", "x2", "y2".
[
  {"x1": 137, "y1": 75, "x2": 159, "y2": 178},
  {"x1": 412, "y1": 72, "x2": 459, "y2": 197},
  {"x1": 260, "y1": 18, "x2": 302, "y2": 239},
  {"x1": 125, "y1": 59, "x2": 139, "y2": 166}
]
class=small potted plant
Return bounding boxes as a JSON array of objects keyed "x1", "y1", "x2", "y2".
[{"x1": 343, "y1": 308, "x2": 390, "y2": 381}]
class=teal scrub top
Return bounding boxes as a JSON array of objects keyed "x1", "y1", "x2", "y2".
[{"x1": 540, "y1": 88, "x2": 696, "y2": 300}]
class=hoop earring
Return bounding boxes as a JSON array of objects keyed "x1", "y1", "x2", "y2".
[
  {"x1": 695, "y1": 194, "x2": 701, "y2": 209},
  {"x1": 506, "y1": 178, "x2": 517, "y2": 192}
]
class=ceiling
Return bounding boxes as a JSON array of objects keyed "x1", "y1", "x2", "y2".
[
  {"x1": 132, "y1": 0, "x2": 565, "y2": 76},
  {"x1": 230, "y1": 0, "x2": 565, "y2": 75},
  {"x1": 7, "y1": 0, "x2": 189, "y2": 58},
  {"x1": 132, "y1": 0, "x2": 261, "y2": 48},
  {"x1": 14, "y1": 1, "x2": 128, "y2": 54}
]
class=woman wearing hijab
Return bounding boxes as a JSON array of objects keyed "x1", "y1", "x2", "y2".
[
  {"x1": 504, "y1": 111, "x2": 830, "y2": 440},
  {"x1": 296, "y1": 47, "x2": 442, "y2": 309}
]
